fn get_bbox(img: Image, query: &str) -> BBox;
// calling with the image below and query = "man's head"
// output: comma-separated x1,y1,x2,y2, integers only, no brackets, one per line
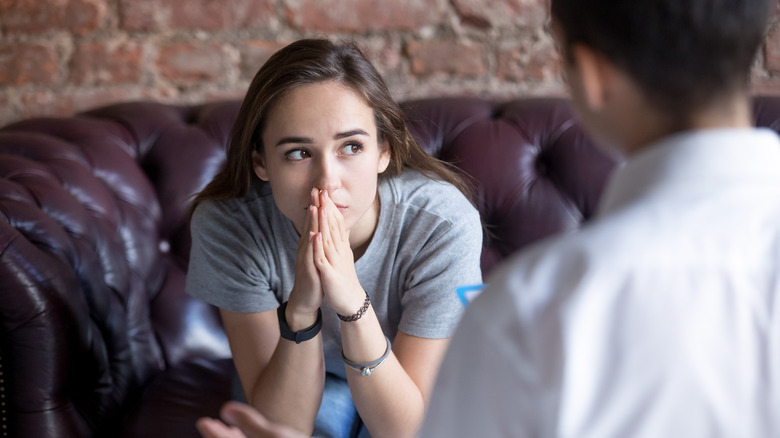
551,0,773,149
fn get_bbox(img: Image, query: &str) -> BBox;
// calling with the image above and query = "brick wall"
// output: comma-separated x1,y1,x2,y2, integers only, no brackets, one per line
1,0,780,127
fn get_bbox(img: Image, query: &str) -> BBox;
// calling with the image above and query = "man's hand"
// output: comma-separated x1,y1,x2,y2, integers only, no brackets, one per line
196,401,309,438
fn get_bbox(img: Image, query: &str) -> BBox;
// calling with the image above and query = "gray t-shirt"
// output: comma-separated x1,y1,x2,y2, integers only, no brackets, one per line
186,170,483,378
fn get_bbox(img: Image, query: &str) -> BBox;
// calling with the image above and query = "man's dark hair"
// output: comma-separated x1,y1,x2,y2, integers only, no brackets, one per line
551,0,773,119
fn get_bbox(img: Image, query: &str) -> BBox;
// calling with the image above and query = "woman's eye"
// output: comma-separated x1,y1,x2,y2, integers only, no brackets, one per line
285,149,310,161
342,142,364,155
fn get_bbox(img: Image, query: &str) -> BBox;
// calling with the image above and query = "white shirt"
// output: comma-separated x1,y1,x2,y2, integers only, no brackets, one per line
421,129,780,438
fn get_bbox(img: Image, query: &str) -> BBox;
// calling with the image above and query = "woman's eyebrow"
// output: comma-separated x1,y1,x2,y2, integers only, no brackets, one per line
275,136,312,147
274,129,370,147
335,129,370,139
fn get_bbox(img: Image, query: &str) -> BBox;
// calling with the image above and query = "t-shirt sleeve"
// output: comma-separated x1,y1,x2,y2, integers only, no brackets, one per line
185,200,280,313
398,200,483,338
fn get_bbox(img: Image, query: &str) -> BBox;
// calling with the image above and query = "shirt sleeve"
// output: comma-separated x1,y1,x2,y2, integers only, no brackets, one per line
185,200,279,313
420,276,549,438
397,201,483,338
420,247,567,437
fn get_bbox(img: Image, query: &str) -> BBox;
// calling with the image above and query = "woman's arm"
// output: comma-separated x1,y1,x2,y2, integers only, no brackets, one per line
310,189,455,437
220,308,325,435
341,311,451,438
220,189,329,435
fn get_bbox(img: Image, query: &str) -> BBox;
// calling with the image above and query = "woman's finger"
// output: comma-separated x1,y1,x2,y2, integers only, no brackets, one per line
318,202,336,257
311,188,320,209
331,199,348,245
320,190,345,251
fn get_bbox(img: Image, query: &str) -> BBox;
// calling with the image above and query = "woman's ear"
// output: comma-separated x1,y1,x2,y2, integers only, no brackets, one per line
252,150,269,181
377,140,391,174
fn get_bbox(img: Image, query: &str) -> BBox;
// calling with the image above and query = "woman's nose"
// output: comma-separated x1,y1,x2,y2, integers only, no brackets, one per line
313,157,340,191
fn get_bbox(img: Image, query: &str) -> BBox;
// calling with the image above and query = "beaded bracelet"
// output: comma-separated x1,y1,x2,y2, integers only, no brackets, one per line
337,291,370,322
342,336,392,376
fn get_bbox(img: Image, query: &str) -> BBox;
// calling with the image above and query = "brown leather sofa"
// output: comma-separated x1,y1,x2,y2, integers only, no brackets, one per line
2,96,779,437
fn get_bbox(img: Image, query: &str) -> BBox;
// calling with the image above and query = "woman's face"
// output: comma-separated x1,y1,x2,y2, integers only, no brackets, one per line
253,81,391,241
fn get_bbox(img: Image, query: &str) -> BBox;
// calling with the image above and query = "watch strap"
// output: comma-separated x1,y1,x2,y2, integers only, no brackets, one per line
277,301,322,344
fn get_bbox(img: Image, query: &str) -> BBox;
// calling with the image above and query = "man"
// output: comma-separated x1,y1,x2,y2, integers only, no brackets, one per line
420,0,780,436
199,0,780,436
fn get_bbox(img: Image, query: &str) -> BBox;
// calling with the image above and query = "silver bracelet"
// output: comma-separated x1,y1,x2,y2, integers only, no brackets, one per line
342,336,392,376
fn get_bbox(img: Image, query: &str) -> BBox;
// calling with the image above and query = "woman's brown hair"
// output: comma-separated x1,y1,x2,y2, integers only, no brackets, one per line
190,38,472,215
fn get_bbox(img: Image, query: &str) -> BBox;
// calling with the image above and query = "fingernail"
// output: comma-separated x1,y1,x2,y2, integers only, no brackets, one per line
309,231,315,241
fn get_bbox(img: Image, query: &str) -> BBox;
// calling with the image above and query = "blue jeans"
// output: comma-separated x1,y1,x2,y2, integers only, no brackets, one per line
231,371,370,438
312,373,369,438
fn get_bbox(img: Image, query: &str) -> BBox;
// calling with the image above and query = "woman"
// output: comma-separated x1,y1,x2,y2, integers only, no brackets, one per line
186,38,482,438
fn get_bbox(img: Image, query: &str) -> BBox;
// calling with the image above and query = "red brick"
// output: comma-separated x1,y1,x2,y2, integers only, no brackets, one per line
285,0,444,33
0,0,104,35
69,88,134,113
453,0,548,30
357,39,403,74
117,0,163,31
70,40,143,85
169,0,274,30
156,42,232,84
0,0,67,34
497,40,560,82
406,39,487,78
240,40,286,80
20,87,132,118
751,77,780,96
0,42,60,86
203,86,251,102
63,0,106,35
140,85,179,100
766,26,780,73
118,0,274,31
20,90,76,118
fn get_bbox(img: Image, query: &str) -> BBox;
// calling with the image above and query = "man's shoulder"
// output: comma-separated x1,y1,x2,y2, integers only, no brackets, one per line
478,217,633,316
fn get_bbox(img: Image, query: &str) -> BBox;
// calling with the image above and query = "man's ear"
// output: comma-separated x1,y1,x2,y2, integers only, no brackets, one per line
570,44,613,111
252,150,269,181
377,140,391,174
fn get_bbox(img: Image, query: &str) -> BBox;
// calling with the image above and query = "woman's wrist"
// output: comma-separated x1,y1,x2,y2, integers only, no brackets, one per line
278,301,322,343
285,305,320,332
285,285,323,330
337,291,371,322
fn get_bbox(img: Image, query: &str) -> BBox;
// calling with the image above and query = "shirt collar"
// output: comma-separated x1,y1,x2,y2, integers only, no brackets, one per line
596,128,780,218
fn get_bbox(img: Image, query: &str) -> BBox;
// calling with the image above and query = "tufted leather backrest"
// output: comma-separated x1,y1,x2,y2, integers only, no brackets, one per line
0,102,238,436
2,96,780,436
402,98,617,273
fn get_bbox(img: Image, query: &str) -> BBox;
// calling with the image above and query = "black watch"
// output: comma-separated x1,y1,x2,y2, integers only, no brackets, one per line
277,301,322,344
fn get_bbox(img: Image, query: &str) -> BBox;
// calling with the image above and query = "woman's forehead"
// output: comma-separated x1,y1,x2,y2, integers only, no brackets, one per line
263,81,378,140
